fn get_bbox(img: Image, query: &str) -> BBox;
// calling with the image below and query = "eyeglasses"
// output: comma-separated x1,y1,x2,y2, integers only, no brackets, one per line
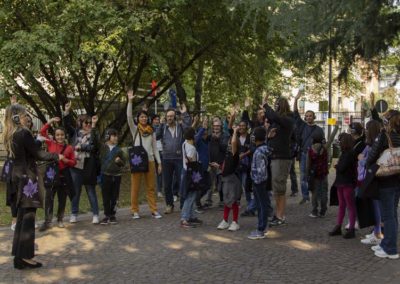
83,120,91,125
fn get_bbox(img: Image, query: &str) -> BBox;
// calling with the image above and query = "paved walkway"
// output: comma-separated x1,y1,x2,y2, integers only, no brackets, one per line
0,177,399,283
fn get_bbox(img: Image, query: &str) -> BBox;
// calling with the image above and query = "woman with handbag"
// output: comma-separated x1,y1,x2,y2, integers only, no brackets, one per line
366,110,400,259
127,90,162,219
3,104,61,269
39,117,77,231
63,102,101,224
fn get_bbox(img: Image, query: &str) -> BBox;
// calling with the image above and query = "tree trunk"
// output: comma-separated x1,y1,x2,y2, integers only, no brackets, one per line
194,59,205,113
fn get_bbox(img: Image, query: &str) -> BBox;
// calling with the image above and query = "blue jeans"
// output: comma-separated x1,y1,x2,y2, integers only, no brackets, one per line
240,171,256,212
162,159,183,207
181,190,197,221
300,152,309,199
70,168,99,215
179,168,187,209
379,185,400,255
253,181,271,232
290,159,298,194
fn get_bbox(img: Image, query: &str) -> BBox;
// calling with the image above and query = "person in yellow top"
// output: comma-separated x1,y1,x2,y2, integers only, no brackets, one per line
127,90,162,219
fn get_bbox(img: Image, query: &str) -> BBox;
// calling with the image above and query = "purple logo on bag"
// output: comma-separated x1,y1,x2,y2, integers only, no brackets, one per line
131,154,143,166
4,162,10,175
192,171,202,183
23,179,38,198
46,167,56,180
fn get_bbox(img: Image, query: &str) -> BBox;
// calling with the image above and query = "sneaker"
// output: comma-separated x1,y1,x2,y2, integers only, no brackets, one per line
109,216,118,224
189,218,203,225
69,215,77,223
270,217,287,227
374,250,399,259
248,230,266,240
371,245,383,252
328,225,342,236
309,213,318,218
34,223,39,229
299,198,309,205
343,228,355,239
152,212,162,219
345,221,359,230
92,215,100,224
157,192,164,198
228,221,240,231
361,235,382,245
164,205,174,214
181,220,196,228
57,221,65,228
204,201,213,208
195,208,204,214
365,232,375,239
241,210,256,217
39,223,51,232
173,195,178,202
132,212,140,219
217,220,230,230
10,223,16,231
319,212,326,218
100,217,110,225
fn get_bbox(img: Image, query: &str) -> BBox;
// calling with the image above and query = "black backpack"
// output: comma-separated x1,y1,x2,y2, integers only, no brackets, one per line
184,144,207,192
128,131,149,173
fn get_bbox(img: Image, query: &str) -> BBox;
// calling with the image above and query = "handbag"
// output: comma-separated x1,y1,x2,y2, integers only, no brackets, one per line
376,134,400,177
128,131,149,173
44,144,67,188
184,144,206,192
1,158,13,183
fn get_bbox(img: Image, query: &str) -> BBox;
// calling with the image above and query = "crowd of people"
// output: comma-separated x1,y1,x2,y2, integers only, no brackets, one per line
2,90,400,270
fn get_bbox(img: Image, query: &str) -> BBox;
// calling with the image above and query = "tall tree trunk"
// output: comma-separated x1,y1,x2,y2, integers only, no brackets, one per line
194,58,205,113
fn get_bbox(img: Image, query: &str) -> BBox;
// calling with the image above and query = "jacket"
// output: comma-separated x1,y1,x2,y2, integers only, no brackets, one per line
366,130,400,188
99,144,126,176
334,149,357,187
11,128,59,208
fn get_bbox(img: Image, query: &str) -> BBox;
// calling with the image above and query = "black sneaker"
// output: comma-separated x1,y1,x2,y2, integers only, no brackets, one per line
181,220,196,228
241,210,256,217
319,212,326,218
109,216,118,224
100,217,110,225
299,198,310,205
189,218,203,225
270,217,287,227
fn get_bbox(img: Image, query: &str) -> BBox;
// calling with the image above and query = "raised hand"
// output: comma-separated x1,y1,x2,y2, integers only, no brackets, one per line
91,115,98,127
179,102,187,113
202,117,209,129
127,90,135,101
49,117,61,124
142,103,149,112
64,101,72,114
10,95,17,105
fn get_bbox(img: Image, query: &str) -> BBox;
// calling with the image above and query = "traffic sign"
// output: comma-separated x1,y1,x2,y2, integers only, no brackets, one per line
375,99,388,113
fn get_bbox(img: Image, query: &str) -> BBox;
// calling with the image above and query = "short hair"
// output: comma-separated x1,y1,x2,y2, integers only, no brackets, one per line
106,128,118,137
253,127,266,142
184,127,195,140
349,122,364,136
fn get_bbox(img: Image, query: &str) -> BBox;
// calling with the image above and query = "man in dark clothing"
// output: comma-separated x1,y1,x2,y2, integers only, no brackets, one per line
293,91,325,204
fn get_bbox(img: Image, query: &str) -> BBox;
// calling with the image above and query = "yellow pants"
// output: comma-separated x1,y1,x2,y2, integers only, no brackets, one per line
130,161,157,213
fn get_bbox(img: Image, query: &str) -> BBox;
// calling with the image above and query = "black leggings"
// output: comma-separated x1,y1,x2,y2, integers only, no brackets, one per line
12,208,36,259
44,185,67,224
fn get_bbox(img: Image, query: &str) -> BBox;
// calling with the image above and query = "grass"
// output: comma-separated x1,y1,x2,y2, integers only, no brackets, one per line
0,172,147,226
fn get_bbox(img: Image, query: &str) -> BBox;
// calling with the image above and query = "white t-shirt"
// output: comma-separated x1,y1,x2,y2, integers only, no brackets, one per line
182,141,197,170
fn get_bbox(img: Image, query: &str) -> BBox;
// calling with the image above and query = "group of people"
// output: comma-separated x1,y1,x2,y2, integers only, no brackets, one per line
2,90,400,270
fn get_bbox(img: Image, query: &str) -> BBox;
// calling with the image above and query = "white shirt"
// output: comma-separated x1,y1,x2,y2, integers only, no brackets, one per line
182,141,197,170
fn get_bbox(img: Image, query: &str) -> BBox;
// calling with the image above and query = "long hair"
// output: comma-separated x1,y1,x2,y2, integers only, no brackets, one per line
365,120,381,145
3,104,27,157
384,110,400,134
338,132,354,151
275,97,291,116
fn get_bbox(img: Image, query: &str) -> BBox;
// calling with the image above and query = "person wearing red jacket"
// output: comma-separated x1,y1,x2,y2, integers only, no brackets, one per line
39,117,76,231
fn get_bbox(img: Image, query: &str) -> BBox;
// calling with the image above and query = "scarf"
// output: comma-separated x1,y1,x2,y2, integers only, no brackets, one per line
138,124,154,137
74,130,91,169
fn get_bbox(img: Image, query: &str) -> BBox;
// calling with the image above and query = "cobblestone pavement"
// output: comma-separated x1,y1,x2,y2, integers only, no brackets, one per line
0,172,399,284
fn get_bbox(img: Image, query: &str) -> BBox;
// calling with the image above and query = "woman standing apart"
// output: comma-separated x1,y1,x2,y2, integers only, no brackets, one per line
3,104,61,269
127,90,162,219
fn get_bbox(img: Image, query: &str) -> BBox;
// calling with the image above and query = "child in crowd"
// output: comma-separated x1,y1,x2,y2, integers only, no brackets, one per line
217,126,241,231
329,133,357,239
180,127,203,228
39,117,76,231
99,129,126,225
247,127,271,239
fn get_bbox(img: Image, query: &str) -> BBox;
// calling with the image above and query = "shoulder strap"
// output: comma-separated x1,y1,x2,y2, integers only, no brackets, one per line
133,130,143,146
301,126,317,149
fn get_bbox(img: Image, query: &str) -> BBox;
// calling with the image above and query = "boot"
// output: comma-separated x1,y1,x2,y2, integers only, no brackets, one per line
343,228,355,239
328,225,342,236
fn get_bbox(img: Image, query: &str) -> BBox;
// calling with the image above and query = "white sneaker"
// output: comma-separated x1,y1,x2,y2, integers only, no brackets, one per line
365,232,374,239
10,223,16,231
345,221,359,230
132,212,140,219
69,215,77,223
92,215,100,224
217,220,230,230
34,223,39,229
152,212,162,219
371,245,383,252
157,192,164,198
173,195,178,202
361,235,382,245
228,221,240,231
374,250,399,259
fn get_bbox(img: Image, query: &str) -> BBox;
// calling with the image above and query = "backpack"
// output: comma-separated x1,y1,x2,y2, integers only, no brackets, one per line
184,144,207,192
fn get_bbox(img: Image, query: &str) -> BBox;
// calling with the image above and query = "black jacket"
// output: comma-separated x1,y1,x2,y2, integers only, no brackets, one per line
334,149,357,187
366,130,400,188
263,104,294,160
11,128,58,208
